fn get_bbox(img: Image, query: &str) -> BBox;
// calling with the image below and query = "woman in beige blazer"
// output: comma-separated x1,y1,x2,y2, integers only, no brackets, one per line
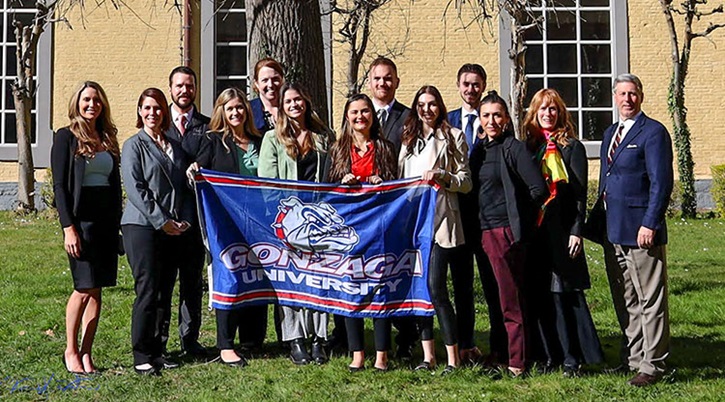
399,85,471,375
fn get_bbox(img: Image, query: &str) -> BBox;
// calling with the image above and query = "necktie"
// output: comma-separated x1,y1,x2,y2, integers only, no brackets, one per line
178,114,187,136
377,109,388,129
464,114,475,153
608,123,624,164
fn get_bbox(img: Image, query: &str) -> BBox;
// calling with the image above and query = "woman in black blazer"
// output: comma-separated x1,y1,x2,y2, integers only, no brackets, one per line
51,81,122,375
188,87,263,367
523,88,603,376
121,88,195,376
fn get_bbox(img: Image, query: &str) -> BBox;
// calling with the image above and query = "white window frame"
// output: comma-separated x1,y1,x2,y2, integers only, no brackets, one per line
499,0,629,158
0,3,52,167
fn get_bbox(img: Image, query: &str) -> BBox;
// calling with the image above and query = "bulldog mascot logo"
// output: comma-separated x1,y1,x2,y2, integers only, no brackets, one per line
272,196,360,255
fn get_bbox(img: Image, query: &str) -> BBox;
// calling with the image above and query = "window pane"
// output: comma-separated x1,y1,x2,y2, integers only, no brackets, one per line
548,77,578,107
547,44,577,73
582,77,612,107
6,46,17,76
7,12,34,40
581,110,611,141
546,10,576,40
5,113,15,143
580,11,610,40
216,12,247,42
216,46,247,76
216,79,247,98
5,79,13,110
569,110,579,135
580,44,611,73
525,78,544,107
9,1,38,9
580,0,609,6
523,11,543,41
551,0,576,6
525,44,544,74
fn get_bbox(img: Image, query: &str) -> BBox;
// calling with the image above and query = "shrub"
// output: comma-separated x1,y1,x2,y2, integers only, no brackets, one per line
711,165,725,218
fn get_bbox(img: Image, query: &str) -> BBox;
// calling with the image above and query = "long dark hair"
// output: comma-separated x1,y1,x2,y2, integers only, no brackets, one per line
327,94,397,182
275,82,330,159
401,85,455,157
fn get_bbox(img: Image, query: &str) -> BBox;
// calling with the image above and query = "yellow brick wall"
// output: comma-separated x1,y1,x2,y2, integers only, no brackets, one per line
330,0,501,130
1,0,723,183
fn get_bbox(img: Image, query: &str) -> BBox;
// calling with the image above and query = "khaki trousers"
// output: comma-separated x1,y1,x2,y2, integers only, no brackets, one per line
603,241,670,376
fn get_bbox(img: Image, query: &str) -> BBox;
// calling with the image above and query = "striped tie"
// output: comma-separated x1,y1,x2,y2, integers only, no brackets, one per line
607,124,625,164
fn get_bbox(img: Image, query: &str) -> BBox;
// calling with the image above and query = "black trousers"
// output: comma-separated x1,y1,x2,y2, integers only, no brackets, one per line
418,244,461,346
123,224,179,366
157,226,205,351
345,317,392,352
216,305,268,349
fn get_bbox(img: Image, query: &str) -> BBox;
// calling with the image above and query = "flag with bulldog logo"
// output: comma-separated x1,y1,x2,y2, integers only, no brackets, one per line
195,169,437,318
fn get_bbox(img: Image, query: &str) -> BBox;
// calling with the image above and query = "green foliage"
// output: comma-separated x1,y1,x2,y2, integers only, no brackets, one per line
1,214,725,400
711,165,725,218
667,72,697,218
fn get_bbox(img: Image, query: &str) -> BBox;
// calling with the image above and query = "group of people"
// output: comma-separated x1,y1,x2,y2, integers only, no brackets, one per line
51,56,673,387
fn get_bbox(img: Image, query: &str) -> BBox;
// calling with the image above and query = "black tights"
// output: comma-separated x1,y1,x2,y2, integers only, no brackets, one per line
345,318,391,352
417,243,463,346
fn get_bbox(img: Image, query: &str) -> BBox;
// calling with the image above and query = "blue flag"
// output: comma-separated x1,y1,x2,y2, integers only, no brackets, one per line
195,169,438,318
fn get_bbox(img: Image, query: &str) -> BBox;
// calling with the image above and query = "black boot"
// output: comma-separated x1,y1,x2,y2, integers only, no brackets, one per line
311,337,328,364
289,338,311,365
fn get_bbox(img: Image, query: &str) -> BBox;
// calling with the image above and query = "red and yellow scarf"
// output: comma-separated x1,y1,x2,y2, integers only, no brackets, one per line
535,130,568,226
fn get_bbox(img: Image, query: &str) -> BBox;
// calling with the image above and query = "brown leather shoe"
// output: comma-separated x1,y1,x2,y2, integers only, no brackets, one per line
628,372,659,387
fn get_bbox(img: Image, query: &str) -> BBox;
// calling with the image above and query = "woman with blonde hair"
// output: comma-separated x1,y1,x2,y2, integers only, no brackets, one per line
258,82,332,365
188,87,263,367
51,81,122,374
522,88,603,377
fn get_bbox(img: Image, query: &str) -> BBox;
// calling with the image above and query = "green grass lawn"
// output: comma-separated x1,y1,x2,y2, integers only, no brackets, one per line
0,212,723,401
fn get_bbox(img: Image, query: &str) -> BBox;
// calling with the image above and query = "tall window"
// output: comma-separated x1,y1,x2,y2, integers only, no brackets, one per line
0,0,51,165
200,0,250,113
500,0,628,155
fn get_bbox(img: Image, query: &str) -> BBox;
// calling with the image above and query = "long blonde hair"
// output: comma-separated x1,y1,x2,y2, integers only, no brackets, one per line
208,87,260,152
275,83,330,159
523,88,576,151
67,81,119,157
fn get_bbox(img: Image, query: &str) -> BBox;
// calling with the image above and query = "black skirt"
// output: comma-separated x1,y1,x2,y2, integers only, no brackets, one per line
67,186,119,289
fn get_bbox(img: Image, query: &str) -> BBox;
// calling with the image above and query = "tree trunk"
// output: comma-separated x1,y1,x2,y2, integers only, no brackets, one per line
660,0,697,218
12,15,44,213
507,8,527,138
246,0,329,124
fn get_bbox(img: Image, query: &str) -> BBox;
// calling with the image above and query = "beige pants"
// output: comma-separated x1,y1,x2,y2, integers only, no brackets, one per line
603,241,670,376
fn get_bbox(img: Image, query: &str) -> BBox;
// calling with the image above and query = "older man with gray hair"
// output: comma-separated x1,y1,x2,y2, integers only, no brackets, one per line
592,73,673,386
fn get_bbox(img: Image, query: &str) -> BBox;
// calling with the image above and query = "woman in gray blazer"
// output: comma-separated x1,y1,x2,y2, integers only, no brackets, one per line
121,88,195,376
258,83,331,365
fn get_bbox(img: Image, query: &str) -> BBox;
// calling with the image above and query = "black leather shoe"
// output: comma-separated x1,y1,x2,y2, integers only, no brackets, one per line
220,356,248,368
182,340,208,357
289,339,311,365
563,365,581,378
134,364,161,376
311,338,328,364
628,372,660,387
153,356,180,370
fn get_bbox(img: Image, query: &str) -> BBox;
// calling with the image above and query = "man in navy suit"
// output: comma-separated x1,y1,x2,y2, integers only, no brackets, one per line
160,66,210,358
447,64,506,365
368,57,409,156
599,74,673,387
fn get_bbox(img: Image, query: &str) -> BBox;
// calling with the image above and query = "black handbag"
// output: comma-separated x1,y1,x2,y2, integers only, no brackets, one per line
583,195,606,245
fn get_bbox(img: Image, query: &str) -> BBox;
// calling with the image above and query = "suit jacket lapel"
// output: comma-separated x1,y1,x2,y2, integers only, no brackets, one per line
431,129,448,166
139,132,174,176
385,102,404,134
610,114,646,168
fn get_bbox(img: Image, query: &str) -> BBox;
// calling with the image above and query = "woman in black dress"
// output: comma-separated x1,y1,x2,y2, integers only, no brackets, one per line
325,93,398,371
51,81,122,375
522,88,603,376
188,87,263,367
